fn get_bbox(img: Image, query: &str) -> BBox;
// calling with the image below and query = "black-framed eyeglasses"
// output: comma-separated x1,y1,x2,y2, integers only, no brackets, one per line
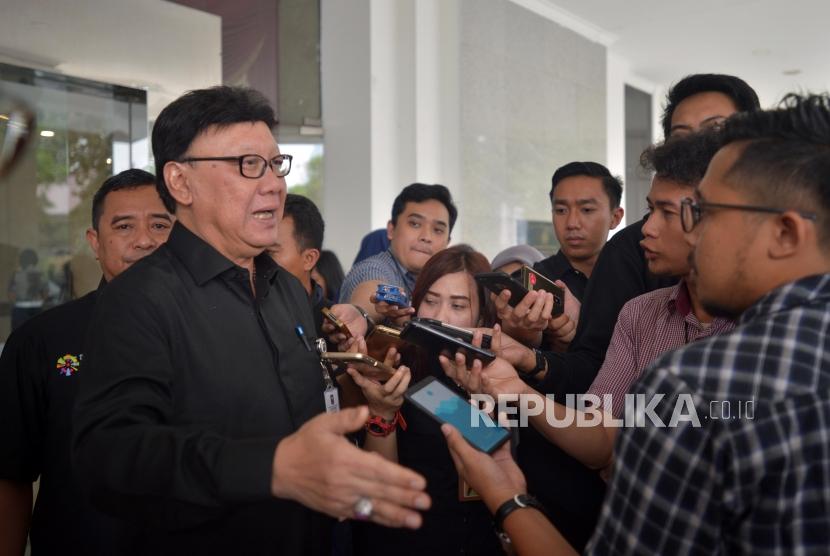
680,198,817,233
178,154,293,178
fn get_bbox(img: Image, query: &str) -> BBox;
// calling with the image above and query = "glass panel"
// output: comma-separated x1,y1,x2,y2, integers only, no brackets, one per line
283,143,323,208
0,63,147,344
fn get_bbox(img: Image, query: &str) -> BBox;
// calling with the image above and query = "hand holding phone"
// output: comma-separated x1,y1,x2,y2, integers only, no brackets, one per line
321,352,397,382
520,266,564,316
474,272,530,308
400,319,495,368
321,307,353,339
365,324,404,360
406,376,509,454
375,284,411,307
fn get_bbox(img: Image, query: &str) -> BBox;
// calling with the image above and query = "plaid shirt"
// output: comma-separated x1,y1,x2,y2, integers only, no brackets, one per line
338,249,417,304
587,281,735,418
587,273,830,555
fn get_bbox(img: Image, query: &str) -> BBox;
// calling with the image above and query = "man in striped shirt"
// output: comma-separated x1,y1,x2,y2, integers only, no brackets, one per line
588,93,830,555
585,134,736,423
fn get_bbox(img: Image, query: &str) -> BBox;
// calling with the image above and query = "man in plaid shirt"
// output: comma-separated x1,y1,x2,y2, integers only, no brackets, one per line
440,94,830,555
588,94,830,554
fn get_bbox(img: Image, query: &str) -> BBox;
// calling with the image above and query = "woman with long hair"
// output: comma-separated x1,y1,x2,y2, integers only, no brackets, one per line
349,244,502,556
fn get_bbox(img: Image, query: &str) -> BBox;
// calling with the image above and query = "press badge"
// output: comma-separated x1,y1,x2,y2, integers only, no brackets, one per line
316,337,340,413
324,385,340,413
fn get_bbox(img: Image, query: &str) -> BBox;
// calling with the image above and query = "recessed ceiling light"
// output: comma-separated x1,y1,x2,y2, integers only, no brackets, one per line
106,158,112,165
40,130,55,137
783,69,802,76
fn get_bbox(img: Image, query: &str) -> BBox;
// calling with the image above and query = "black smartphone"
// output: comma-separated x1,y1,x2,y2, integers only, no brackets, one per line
520,266,565,316
400,319,496,367
411,317,493,349
405,376,509,454
474,271,529,308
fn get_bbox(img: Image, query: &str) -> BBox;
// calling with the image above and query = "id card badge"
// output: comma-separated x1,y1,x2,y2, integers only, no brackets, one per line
324,385,340,413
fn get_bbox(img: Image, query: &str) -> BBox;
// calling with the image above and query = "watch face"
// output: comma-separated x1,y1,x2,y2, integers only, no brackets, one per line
367,422,387,434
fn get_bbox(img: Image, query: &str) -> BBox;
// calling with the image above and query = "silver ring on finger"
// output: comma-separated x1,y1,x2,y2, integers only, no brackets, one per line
353,496,373,521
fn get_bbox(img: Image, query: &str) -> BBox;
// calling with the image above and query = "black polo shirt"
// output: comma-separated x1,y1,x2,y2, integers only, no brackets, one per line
72,222,331,555
0,282,134,554
533,250,588,302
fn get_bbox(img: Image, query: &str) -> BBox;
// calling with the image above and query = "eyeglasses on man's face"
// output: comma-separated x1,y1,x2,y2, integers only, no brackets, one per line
680,197,817,233
178,154,293,179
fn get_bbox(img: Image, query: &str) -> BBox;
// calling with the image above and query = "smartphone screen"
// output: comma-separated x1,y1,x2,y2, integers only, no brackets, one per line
406,377,509,454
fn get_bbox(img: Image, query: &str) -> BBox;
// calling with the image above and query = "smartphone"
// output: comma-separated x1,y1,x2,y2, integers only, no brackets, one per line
375,284,410,307
400,319,496,367
321,307,353,339
365,324,403,360
411,318,492,350
405,376,509,454
474,271,529,308
520,266,565,316
320,352,397,381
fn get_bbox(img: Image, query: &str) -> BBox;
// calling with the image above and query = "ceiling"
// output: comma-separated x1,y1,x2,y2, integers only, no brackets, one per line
545,0,830,106
0,0,221,119
1,0,825,115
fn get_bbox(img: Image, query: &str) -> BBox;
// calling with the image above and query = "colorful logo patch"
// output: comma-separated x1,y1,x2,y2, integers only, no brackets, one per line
56,354,80,376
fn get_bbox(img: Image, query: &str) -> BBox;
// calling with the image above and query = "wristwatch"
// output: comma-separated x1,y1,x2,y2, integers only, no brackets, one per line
365,411,406,437
493,493,546,542
518,348,546,377
351,304,376,335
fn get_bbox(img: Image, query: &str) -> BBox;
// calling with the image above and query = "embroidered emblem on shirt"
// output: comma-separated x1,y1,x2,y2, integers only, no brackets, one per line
56,354,80,376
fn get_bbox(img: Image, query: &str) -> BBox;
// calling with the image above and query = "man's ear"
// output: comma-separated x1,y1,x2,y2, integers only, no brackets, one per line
302,248,321,273
85,228,100,260
768,210,810,260
610,207,624,230
386,220,395,241
164,161,193,207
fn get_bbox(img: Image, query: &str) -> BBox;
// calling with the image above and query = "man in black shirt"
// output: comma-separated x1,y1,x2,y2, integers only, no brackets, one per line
498,162,623,352
72,86,429,555
268,193,331,333
0,169,173,555
532,74,761,398
534,162,624,302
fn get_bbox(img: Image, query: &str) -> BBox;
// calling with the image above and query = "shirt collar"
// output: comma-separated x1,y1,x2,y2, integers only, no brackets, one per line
310,278,326,305
667,280,692,317
166,222,279,286
740,273,830,325
549,250,579,277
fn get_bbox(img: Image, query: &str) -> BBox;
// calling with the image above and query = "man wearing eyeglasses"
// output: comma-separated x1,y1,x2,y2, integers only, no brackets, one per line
437,94,830,556
589,93,830,554
72,86,430,555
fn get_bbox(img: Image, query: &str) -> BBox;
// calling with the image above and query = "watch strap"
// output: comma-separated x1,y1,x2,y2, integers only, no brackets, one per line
493,494,546,541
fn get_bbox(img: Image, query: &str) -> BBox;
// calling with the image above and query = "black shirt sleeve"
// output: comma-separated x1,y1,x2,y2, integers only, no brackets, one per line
537,219,677,397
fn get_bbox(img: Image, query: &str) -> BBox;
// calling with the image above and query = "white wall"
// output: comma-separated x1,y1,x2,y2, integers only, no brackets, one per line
321,0,613,265
605,52,661,230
